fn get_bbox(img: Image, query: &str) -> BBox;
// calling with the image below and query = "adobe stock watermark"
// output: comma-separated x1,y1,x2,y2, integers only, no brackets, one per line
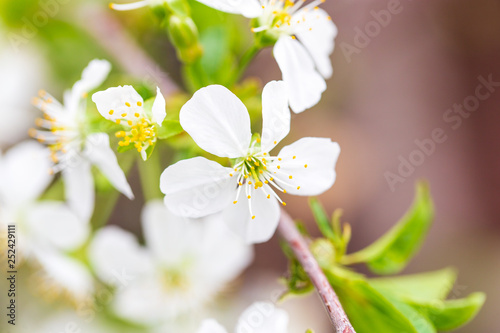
340,0,411,64
7,0,70,52
385,74,500,192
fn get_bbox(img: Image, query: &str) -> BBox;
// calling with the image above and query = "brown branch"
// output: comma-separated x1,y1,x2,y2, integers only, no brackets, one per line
278,208,356,333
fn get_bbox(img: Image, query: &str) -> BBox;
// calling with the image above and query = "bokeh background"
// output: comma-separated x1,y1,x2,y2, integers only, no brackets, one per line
1,0,499,332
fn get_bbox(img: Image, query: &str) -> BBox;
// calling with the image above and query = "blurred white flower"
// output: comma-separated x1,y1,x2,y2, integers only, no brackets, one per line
109,0,261,18
92,85,166,160
88,200,253,325
160,81,340,243
0,34,46,147
0,142,93,304
31,59,134,222
197,302,289,333
190,0,337,113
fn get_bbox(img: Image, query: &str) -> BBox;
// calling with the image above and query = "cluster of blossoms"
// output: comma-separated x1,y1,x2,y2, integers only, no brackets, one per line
1,0,340,331
109,0,337,112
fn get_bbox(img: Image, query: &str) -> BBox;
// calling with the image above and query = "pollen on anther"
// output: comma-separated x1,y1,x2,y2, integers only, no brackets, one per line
233,201,238,204
282,202,287,206
284,190,287,194
277,165,281,169
121,113,127,117
135,113,140,118
252,216,256,220
109,110,114,115
137,101,142,106
247,195,251,199
116,119,121,124
293,156,296,159
125,102,131,107
304,164,308,168
267,194,270,199
297,186,301,190
289,175,293,179
128,120,133,126
229,173,233,177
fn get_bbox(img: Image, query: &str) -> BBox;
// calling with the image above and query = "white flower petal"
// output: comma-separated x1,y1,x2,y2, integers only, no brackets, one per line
85,133,134,199
260,80,290,153
180,85,251,158
66,59,111,115
294,9,338,79
276,137,340,196
92,85,145,122
152,86,166,125
34,248,94,302
197,319,228,333
160,157,236,218
110,0,149,11
112,276,170,324
236,302,289,333
141,200,202,265
75,59,112,94
196,0,262,18
88,226,154,286
62,158,94,222
26,201,89,251
143,200,253,284
222,187,280,244
0,141,52,208
196,216,254,283
274,37,326,113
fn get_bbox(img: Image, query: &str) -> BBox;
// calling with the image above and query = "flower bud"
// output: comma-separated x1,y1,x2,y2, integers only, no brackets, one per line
166,15,203,64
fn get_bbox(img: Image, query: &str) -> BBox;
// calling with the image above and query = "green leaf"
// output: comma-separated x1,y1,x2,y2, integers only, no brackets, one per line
157,120,184,139
325,267,420,333
369,268,457,303
388,299,436,333
309,198,336,241
413,293,486,331
342,181,434,274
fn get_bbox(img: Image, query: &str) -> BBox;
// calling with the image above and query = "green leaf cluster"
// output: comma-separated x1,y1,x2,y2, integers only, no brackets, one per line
282,181,485,332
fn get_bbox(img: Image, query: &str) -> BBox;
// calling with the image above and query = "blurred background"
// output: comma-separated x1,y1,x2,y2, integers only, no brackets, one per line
1,0,499,332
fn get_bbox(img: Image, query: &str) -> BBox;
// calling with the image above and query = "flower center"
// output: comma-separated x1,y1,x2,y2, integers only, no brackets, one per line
252,0,329,37
115,117,156,153
229,137,305,220
30,90,80,174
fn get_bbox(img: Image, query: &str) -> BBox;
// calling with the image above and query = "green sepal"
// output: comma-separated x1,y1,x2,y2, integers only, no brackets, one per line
157,120,184,140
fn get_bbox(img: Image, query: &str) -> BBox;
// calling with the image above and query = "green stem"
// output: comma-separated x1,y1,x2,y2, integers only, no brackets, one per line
137,148,163,202
90,151,136,230
231,44,261,86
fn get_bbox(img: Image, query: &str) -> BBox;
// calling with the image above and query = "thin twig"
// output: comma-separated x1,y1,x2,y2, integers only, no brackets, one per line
79,6,180,97
278,208,356,333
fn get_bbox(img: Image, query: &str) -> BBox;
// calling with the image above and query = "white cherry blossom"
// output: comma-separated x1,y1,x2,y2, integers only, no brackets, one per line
30,59,134,222
88,200,253,325
183,0,337,113
92,85,166,160
160,81,340,243
196,302,289,333
109,0,262,18
0,142,93,304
